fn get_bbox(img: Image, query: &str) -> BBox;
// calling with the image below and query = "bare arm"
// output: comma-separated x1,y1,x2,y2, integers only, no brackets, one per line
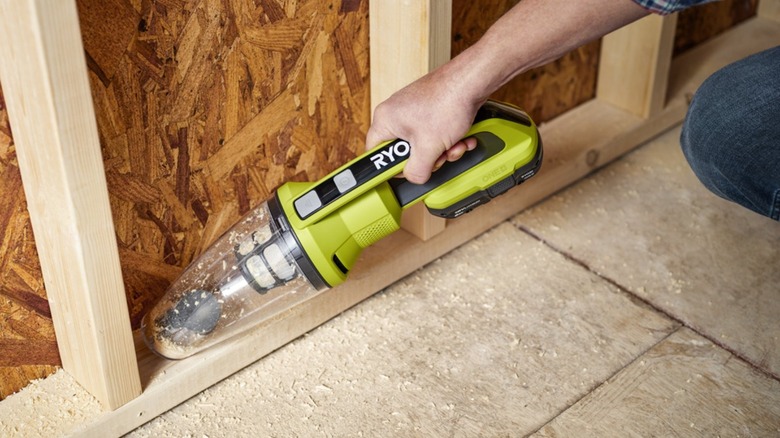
366,0,650,184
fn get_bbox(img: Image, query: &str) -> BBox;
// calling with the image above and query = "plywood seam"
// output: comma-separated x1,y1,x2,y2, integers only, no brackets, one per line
524,328,682,437
516,221,780,382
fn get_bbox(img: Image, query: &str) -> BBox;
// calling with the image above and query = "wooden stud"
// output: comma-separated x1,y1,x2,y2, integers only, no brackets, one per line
0,0,141,410
369,0,452,241
759,0,780,21
597,13,678,118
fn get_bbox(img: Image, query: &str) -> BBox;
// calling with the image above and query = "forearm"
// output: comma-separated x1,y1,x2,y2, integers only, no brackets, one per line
365,0,651,184
446,0,650,104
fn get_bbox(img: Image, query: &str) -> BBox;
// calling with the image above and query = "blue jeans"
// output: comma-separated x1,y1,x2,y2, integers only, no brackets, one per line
681,45,780,221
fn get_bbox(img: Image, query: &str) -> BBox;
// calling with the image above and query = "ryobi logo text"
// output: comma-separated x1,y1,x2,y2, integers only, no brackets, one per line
370,140,410,170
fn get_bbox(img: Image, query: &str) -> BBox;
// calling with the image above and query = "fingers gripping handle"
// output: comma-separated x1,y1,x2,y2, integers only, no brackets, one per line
389,131,503,208
289,100,540,225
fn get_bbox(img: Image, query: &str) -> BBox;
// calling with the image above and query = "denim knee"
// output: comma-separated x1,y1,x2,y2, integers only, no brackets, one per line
680,46,780,221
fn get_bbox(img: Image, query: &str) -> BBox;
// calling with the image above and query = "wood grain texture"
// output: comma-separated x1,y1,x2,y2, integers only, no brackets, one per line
674,0,758,56
451,0,600,124
0,85,62,401
369,0,450,240
597,14,677,118
0,0,141,409
78,0,370,329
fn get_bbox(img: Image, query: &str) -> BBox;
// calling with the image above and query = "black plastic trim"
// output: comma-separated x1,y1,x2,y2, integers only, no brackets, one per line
389,131,505,207
332,255,349,275
474,100,532,127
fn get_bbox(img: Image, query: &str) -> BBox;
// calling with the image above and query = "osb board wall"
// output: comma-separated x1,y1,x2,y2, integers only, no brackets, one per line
80,0,369,329
674,0,758,56
451,0,600,124
0,86,61,400
0,0,369,401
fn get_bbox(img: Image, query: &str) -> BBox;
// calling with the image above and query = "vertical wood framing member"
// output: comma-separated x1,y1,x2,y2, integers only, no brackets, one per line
597,13,678,118
369,0,452,241
0,0,141,409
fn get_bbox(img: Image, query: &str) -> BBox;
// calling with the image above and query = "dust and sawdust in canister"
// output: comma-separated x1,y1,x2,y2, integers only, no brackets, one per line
142,203,322,359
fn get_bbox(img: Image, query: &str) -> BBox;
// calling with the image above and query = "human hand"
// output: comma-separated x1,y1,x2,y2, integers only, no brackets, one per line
365,67,485,184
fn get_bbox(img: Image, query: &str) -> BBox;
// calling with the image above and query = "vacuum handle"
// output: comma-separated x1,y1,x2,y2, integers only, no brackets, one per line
387,100,538,210
388,101,543,219
388,131,504,207
288,100,539,225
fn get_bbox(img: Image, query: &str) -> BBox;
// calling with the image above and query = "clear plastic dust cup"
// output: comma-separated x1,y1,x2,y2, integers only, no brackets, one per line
141,202,324,359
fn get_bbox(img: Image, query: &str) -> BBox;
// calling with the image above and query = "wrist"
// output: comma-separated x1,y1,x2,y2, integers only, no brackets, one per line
427,41,506,111
440,26,537,107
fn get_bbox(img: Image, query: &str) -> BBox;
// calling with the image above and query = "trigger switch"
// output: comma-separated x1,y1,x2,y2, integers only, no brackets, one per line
487,176,516,198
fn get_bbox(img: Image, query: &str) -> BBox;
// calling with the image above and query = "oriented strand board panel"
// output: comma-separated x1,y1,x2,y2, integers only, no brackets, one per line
674,0,758,56
78,0,370,329
0,0,369,401
0,85,61,401
451,0,601,123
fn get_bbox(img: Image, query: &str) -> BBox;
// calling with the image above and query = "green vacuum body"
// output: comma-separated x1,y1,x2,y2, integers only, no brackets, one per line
141,100,542,359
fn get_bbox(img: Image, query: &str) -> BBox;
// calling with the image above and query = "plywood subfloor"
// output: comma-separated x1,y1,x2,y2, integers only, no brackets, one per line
512,125,780,379
127,223,677,437
2,125,779,436
536,328,780,437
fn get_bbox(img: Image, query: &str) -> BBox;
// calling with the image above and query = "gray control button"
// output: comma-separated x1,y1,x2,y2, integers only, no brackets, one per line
334,169,357,193
294,190,322,218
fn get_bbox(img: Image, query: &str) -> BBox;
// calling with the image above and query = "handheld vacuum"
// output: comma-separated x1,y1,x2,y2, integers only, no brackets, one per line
141,100,542,359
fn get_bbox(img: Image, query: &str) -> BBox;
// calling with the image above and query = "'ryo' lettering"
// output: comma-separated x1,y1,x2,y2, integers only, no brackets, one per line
370,141,410,170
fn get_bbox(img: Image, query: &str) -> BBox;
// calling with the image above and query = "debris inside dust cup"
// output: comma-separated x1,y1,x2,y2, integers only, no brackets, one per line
141,202,321,360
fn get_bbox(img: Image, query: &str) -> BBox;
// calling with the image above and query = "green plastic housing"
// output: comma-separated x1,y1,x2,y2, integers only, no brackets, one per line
275,111,540,288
